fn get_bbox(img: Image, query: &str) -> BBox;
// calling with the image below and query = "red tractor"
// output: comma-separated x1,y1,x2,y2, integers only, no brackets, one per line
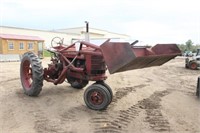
20,37,181,110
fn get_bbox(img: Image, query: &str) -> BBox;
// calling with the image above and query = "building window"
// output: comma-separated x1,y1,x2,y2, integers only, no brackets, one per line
19,42,24,50
28,42,34,50
8,42,14,50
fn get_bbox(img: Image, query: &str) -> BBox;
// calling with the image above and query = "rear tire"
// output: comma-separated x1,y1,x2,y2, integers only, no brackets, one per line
84,84,112,110
20,52,43,96
185,58,189,68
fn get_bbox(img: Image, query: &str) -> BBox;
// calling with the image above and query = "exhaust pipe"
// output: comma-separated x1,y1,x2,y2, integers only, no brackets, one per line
85,21,90,42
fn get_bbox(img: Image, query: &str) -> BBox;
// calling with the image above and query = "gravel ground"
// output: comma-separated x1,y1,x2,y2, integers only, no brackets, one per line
0,57,199,133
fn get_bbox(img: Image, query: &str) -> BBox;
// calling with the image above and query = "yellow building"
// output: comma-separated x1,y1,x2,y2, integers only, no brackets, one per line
0,33,44,57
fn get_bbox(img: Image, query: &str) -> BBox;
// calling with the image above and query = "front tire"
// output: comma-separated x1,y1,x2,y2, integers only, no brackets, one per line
20,52,43,96
84,84,112,110
94,81,113,104
190,62,198,70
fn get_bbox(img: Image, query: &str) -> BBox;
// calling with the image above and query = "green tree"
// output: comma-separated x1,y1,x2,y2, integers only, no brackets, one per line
178,44,186,52
177,40,199,54
185,39,193,51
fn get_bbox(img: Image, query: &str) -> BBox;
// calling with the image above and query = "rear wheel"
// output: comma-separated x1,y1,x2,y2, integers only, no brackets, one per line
84,84,112,110
190,62,198,70
185,58,189,68
20,52,43,96
185,64,189,68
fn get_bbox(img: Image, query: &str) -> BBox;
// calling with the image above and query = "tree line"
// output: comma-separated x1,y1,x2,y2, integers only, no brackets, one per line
177,40,200,53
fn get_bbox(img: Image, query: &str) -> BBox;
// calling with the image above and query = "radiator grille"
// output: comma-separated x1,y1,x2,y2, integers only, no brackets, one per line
91,56,106,74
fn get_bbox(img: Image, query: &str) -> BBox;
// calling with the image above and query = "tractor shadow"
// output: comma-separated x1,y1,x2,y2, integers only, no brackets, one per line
16,84,84,100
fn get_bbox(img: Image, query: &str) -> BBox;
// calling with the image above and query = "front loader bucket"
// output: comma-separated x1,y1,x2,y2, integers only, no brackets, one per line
100,41,181,74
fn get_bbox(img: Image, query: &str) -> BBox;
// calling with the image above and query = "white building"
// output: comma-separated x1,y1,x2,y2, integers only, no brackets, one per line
0,26,131,48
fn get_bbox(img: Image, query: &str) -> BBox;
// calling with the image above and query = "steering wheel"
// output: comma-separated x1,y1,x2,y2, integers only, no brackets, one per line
51,37,64,47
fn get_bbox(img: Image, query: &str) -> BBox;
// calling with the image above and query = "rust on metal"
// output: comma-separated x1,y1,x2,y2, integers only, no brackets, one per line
20,36,182,111
100,42,181,74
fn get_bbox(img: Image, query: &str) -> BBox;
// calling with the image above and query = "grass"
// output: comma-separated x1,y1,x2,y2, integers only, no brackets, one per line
43,50,52,57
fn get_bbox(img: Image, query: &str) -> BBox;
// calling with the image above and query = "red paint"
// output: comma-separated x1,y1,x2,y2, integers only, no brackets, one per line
43,39,181,84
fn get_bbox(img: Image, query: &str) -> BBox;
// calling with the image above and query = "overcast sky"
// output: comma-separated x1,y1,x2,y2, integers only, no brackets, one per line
1,0,200,45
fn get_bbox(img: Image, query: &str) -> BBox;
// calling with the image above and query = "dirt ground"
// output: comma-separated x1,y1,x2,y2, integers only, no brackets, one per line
0,57,199,133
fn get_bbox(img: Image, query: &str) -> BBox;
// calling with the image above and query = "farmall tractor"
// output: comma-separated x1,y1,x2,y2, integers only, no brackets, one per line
20,38,181,110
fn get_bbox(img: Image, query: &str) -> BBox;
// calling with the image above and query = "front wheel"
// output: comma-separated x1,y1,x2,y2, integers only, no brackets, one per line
190,62,198,70
20,52,43,96
84,84,112,110
94,81,113,104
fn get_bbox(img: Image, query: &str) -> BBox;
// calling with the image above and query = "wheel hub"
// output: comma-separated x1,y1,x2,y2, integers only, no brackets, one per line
191,64,196,69
22,60,33,90
90,91,104,105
